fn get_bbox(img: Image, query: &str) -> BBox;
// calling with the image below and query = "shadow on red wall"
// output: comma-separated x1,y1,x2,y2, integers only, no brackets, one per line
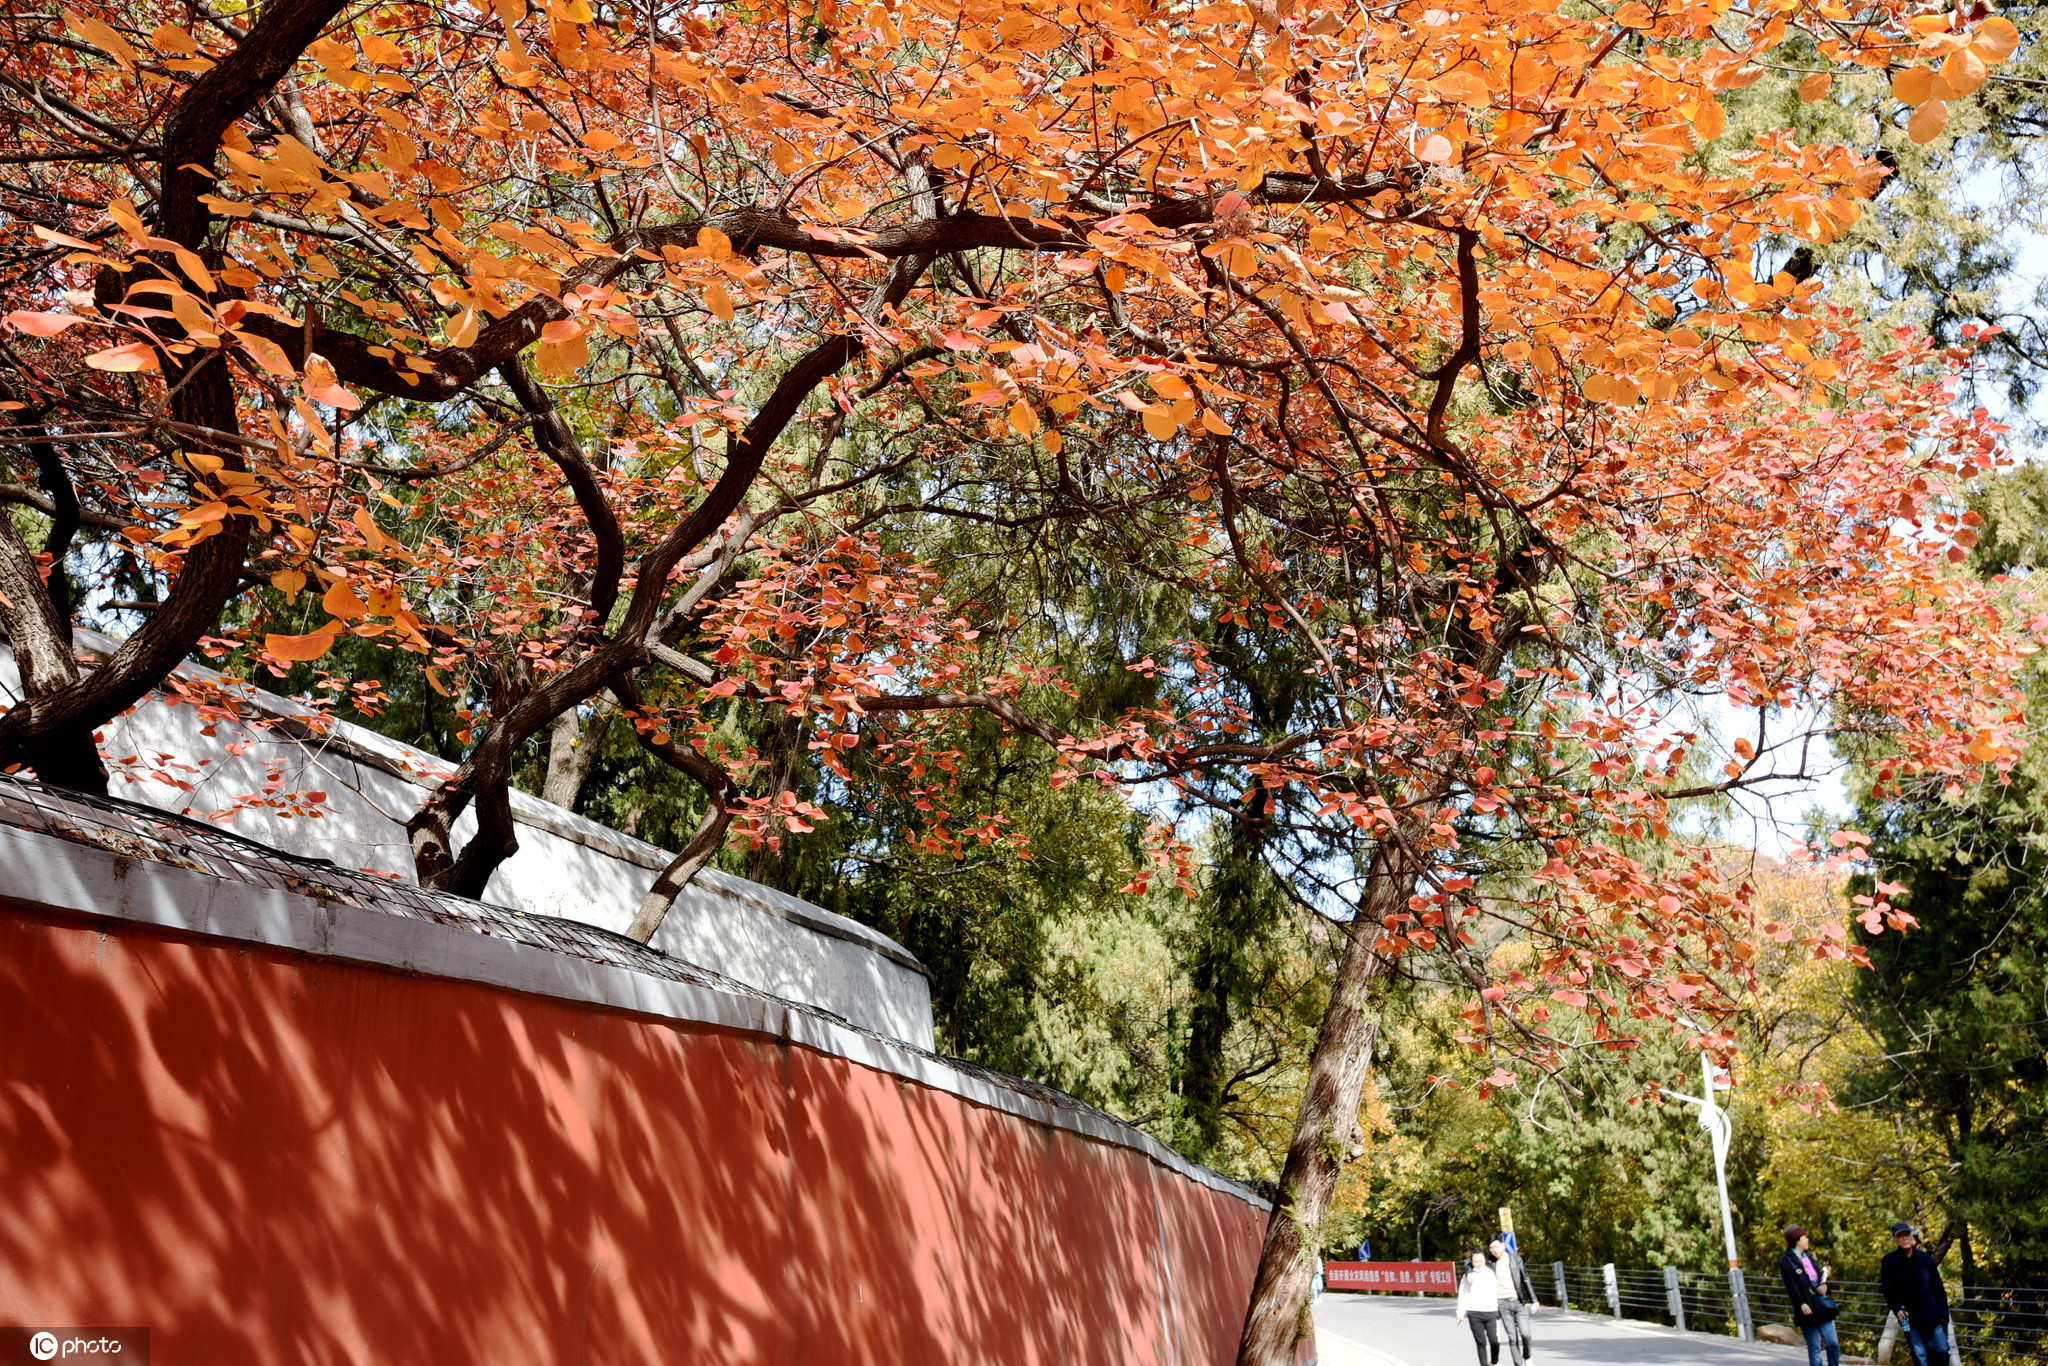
0,900,1267,1364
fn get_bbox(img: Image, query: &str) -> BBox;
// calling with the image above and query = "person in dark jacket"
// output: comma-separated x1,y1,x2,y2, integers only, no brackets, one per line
1881,1223,1952,1366
1488,1236,1540,1360
1778,1225,1839,1366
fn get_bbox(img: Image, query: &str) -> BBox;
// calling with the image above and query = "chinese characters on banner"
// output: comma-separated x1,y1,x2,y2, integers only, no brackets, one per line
1324,1262,1458,1294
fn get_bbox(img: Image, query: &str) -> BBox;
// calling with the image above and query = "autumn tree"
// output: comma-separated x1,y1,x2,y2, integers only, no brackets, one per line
0,0,2034,1358
1845,466,2048,1287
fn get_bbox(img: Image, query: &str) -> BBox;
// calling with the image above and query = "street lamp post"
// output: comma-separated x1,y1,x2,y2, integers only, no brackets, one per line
1667,1043,1754,1341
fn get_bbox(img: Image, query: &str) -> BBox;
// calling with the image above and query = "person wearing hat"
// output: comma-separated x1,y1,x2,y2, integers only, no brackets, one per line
1880,1223,1952,1366
1778,1225,1840,1366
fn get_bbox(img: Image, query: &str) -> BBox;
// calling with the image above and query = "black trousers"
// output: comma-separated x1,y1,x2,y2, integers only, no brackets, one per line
1466,1310,1525,1366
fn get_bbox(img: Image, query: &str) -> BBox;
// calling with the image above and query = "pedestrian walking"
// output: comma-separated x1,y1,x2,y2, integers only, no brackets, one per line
1778,1225,1840,1366
1488,1235,1539,1360
1458,1248,1526,1366
1881,1223,1953,1366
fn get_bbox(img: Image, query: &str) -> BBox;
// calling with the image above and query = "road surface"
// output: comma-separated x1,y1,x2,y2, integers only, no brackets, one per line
1314,1294,1809,1366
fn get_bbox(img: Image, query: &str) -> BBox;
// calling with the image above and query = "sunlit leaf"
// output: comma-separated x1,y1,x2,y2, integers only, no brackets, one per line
1970,16,2019,62
5,311,86,337
85,342,157,372
1892,66,1936,105
62,9,137,69
1908,98,1950,144
265,629,339,663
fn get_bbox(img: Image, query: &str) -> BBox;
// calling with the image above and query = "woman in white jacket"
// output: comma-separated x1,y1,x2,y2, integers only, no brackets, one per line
1457,1248,1525,1366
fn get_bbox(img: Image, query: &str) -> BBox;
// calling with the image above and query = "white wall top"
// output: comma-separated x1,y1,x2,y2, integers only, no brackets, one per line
0,632,934,1047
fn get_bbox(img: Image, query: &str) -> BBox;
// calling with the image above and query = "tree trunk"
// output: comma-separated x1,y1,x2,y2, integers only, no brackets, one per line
1236,829,1417,1366
541,691,618,810
616,683,736,944
1186,813,1277,1156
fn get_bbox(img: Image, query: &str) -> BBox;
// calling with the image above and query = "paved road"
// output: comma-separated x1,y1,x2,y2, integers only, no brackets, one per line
1314,1294,1808,1366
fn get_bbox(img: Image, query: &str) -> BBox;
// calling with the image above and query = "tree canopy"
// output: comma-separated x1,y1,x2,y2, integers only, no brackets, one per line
0,0,2036,1356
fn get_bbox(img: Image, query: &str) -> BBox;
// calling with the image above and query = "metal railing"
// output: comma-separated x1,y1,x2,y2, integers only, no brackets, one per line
1547,1262,2048,1363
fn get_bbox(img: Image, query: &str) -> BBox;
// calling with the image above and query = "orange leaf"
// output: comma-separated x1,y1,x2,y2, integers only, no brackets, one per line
107,198,149,248
1941,48,1987,97
265,629,339,663
1892,66,1936,105
323,579,370,618
1908,98,1950,144
1431,70,1490,106
353,507,397,552
32,225,98,250
705,284,735,321
171,246,215,295
1692,99,1726,141
1798,72,1833,102
149,22,197,53
63,9,138,69
303,355,360,409
1970,16,2019,62
237,332,294,376
1141,406,1178,440
5,311,87,337
534,329,589,379
1417,133,1455,164
85,342,157,372
270,568,307,596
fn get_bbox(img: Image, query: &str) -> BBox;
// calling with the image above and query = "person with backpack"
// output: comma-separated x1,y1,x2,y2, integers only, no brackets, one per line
1778,1224,1840,1366
1457,1247,1525,1366
1881,1223,1952,1366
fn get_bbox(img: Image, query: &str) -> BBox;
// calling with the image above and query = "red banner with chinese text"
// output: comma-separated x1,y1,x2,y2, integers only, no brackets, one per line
1325,1261,1458,1294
